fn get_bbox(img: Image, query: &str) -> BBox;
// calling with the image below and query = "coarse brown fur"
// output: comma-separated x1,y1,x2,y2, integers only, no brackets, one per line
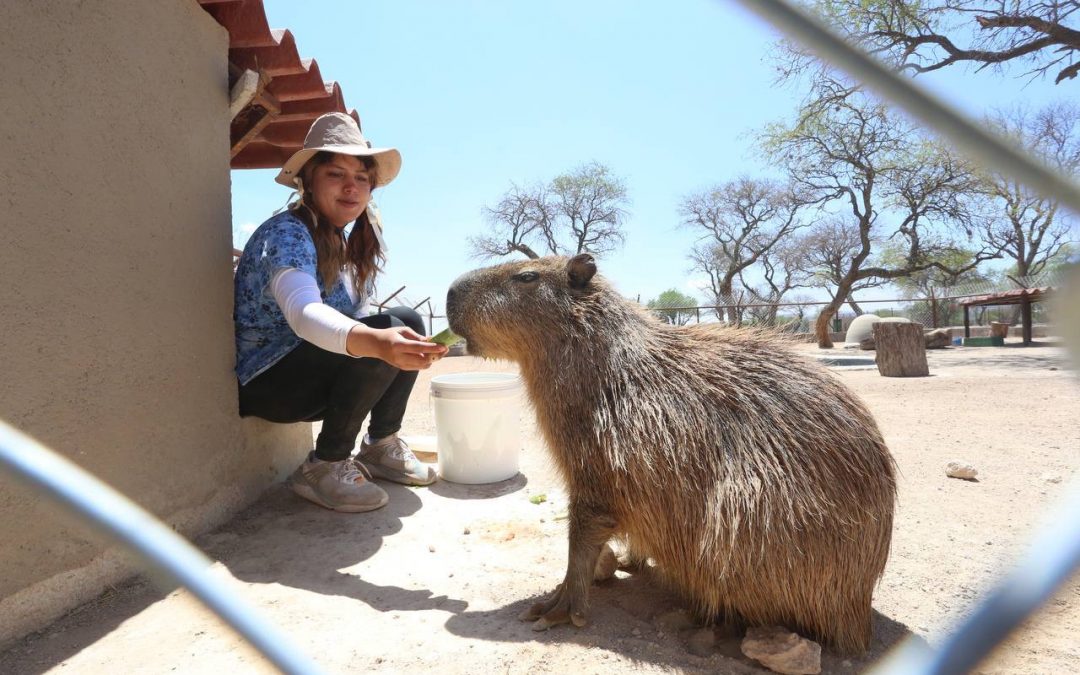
445,254,897,654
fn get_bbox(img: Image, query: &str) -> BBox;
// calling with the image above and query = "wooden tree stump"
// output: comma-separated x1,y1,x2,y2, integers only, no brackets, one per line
873,322,929,377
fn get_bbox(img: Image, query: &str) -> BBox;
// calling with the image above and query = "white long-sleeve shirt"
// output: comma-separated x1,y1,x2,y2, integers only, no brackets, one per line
270,267,365,356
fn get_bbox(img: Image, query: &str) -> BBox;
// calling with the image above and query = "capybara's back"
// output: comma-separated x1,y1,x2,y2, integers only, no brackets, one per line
446,254,896,653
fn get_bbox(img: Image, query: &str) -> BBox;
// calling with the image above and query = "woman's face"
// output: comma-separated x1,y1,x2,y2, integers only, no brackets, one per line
308,153,372,228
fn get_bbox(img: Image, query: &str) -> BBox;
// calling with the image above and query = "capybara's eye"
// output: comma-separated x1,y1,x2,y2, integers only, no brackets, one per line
512,271,539,283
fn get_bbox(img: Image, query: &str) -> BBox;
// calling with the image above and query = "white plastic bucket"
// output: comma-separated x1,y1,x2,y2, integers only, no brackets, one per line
430,372,523,484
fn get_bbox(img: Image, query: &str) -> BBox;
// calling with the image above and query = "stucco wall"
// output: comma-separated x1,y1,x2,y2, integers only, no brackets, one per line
0,0,311,645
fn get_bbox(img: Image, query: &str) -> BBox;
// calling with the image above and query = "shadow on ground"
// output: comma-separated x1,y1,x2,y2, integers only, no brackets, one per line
213,484,468,615
0,577,166,675
0,479,923,675
427,472,528,500
442,564,920,673
0,483,469,675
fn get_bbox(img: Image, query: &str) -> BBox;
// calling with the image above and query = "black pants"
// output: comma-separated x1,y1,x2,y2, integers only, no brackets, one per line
239,306,425,461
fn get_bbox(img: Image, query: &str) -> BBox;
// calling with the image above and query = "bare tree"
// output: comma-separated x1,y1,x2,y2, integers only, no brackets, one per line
799,219,888,317
472,162,629,261
881,241,989,293
688,243,737,322
737,236,812,325
469,182,548,259
760,77,1001,347
741,291,779,326
782,293,818,333
980,102,1080,277
549,162,630,258
814,0,1080,85
679,177,803,323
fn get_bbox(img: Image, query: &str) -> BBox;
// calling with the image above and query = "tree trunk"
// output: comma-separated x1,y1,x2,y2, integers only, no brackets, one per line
718,281,735,326
814,311,833,348
873,323,929,377
732,291,746,325
815,295,845,348
766,305,779,326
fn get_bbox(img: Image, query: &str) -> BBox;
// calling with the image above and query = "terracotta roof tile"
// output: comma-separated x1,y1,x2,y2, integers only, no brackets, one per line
197,0,359,169
961,287,1054,307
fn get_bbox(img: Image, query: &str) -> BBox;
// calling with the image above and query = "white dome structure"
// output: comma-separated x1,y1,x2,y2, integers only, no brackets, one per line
845,314,912,345
844,314,880,345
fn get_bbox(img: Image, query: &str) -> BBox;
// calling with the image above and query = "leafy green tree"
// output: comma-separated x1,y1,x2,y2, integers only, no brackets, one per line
647,289,698,326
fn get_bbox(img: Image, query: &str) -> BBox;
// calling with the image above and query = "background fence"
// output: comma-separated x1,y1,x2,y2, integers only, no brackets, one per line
374,268,1065,339
641,268,1066,336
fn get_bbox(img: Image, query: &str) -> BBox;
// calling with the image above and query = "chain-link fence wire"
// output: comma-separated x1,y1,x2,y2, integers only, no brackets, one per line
422,265,1067,337
643,294,893,334
640,267,1067,336
370,288,447,335
908,268,1067,329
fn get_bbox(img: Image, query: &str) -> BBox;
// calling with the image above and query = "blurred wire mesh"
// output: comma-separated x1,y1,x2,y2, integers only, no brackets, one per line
3,1,1076,674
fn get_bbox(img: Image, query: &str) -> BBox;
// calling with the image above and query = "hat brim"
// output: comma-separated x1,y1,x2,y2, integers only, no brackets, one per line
274,144,402,188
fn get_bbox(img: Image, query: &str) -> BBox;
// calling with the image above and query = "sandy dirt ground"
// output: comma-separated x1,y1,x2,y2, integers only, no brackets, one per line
2,342,1078,674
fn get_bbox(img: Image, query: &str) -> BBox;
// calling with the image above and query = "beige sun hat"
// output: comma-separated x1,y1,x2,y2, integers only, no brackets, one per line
274,112,402,188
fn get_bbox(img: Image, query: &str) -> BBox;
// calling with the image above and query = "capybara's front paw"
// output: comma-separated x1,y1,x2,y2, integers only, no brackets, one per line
518,582,587,631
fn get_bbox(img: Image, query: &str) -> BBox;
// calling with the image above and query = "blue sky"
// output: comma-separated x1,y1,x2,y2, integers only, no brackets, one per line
231,1,1072,331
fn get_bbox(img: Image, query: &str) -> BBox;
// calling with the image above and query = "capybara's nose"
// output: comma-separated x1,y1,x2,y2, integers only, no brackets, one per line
446,279,467,325
446,284,458,315
446,273,472,318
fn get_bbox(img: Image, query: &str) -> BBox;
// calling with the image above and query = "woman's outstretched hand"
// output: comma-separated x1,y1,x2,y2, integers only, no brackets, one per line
347,324,447,370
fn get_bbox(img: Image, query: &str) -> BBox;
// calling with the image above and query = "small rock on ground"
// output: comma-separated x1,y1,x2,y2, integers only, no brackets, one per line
741,625,821,675
945,461,979,480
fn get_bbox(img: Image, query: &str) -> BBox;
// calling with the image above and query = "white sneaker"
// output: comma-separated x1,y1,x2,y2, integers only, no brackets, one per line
288,452,389,512
358,434,437,486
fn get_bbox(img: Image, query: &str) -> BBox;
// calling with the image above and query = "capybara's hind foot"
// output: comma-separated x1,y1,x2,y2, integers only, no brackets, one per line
519,582,587,631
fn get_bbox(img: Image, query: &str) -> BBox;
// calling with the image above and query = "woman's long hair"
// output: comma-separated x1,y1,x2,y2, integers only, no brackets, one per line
291,151,383,298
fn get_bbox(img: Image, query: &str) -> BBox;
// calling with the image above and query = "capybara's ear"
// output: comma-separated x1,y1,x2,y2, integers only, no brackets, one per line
567,254,597,289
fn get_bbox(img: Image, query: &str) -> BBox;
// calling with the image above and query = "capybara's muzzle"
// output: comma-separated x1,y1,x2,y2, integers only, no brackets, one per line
445,273,473,336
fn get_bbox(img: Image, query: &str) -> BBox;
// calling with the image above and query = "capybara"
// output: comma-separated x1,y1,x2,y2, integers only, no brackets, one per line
445,254,896,654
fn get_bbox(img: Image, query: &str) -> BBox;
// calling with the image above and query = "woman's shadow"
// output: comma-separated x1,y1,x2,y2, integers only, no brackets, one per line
199,482,468,615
